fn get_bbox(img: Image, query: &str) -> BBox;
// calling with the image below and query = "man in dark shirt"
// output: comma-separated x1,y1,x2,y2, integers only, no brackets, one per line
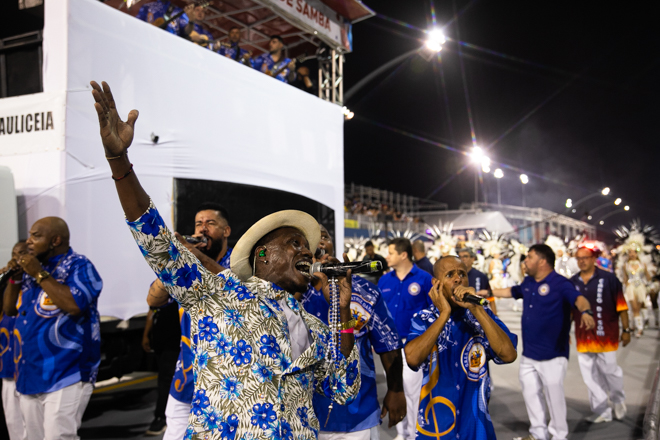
492,244,595,440
361,240,388,283
412,240,433,276
459,248,497,315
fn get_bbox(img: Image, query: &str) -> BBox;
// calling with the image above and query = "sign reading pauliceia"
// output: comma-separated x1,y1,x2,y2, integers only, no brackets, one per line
0,92,65,156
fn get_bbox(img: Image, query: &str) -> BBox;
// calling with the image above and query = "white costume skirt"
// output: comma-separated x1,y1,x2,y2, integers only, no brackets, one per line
625,283,647,304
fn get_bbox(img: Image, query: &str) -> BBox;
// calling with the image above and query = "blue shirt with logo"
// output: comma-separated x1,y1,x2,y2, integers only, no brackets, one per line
252,53,295,83
407,305,517,440
511,271,580,361
378,265,433,339
136,1,189,36
169,248,232,404
14,249,102,395
0,313,16,379
301,275,402,432
468,268,492,295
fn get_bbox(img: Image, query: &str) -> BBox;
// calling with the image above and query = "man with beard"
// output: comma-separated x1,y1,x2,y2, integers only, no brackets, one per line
146,203,233,438
252,36,296,83
217,26,252,66
490,244,595,440
90,80,359,439
405,256,517,440
298,225,406,439
2,217,102,440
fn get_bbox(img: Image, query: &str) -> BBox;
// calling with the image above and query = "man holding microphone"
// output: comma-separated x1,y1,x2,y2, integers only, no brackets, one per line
405,256,518,439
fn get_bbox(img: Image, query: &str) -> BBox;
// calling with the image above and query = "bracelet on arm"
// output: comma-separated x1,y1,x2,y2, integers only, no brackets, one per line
112,163,134,181
106,153,126,160
9,279,22,285
339,318,356,331
581,308,594,316
340,328,354,334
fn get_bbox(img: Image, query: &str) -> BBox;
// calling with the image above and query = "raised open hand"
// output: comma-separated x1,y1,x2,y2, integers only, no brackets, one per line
90,81,139,158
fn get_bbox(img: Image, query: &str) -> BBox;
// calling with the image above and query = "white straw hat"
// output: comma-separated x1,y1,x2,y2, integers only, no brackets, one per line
230,210,321,281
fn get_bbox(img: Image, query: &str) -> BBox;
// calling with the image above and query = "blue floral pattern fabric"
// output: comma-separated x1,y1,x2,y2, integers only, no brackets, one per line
127,201,360,439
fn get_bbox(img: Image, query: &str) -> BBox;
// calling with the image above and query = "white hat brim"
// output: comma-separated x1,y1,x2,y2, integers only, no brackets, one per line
230,210,321,281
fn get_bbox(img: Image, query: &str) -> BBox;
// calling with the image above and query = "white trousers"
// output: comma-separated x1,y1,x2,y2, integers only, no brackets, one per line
19,381,93,440
319,426,379,440
162,394,191,440
577,351,625,418
2,378,26,440
519,356,568,440
397,347,423,440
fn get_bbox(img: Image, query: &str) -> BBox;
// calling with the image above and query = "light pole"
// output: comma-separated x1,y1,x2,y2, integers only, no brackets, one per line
469,146,490,207
344,28,446,102
597,205,630,225
565,187,611,215
586,198,624,220
520,174,529,207
494,168,503,205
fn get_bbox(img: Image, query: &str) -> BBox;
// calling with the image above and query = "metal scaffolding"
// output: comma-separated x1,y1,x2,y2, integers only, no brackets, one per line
318,47,343,105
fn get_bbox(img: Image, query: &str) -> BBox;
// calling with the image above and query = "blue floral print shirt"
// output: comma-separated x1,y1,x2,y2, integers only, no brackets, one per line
127,202,360,440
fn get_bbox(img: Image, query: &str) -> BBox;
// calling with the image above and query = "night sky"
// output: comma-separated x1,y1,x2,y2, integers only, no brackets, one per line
343,0,660,236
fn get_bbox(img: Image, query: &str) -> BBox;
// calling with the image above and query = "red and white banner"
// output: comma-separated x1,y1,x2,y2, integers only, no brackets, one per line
261,0,352,51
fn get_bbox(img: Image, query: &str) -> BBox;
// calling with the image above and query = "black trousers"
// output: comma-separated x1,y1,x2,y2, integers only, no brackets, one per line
154,349,180,418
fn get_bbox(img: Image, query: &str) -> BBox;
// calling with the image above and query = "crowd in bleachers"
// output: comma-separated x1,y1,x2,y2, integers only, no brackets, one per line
135,1,317,93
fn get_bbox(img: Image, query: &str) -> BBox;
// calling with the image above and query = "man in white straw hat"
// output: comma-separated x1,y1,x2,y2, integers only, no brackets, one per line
90,80,360,440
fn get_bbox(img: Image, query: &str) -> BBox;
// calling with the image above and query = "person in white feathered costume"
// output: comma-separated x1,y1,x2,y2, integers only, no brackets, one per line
545,235,574,278
615,231,652,337
481,232,506,289
426,223,457,263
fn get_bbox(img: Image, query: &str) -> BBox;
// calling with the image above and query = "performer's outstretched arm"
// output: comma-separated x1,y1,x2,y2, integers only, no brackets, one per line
90,80,149,221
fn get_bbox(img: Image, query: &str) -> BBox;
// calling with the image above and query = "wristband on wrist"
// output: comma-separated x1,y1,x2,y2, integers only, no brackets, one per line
340,328,354,334
622,328,632,334
9,279,22,285
581,309,593,316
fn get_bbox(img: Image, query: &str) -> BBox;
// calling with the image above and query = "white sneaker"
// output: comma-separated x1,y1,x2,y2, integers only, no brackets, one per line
585,412,612,423
614,402,627,420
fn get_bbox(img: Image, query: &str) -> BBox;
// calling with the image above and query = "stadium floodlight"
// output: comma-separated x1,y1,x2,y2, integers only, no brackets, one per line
614,198,622,205
426,29,446,52
520,174,529,184
565,198,573,208
494,168,504,179
601,187,610,196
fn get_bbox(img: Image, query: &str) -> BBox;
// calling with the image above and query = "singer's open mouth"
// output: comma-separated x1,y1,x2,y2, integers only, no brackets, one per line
295,260,312,276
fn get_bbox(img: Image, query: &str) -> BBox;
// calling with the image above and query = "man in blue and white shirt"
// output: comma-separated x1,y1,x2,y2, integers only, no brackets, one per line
3,217,102,440
147,202,234,439
299,225,406,440
217,27,252,66
378,237,433,440
252,36,296,83
136,0,189,36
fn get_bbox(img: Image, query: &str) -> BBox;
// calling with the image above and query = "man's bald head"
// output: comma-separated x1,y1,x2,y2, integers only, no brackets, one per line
27,217,71,260
433,256,469,301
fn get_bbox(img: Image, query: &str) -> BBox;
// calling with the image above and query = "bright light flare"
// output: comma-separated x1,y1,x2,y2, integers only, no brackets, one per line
624,205,630,211
520,174,529,184
481,156,491,173
614,198,622,206
601,187,610,195
342,106,354,120
565,198,573,208
494,168,504,179
426,28,446,52
587,215,592,220
599,220,604,225
470,146,484,163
